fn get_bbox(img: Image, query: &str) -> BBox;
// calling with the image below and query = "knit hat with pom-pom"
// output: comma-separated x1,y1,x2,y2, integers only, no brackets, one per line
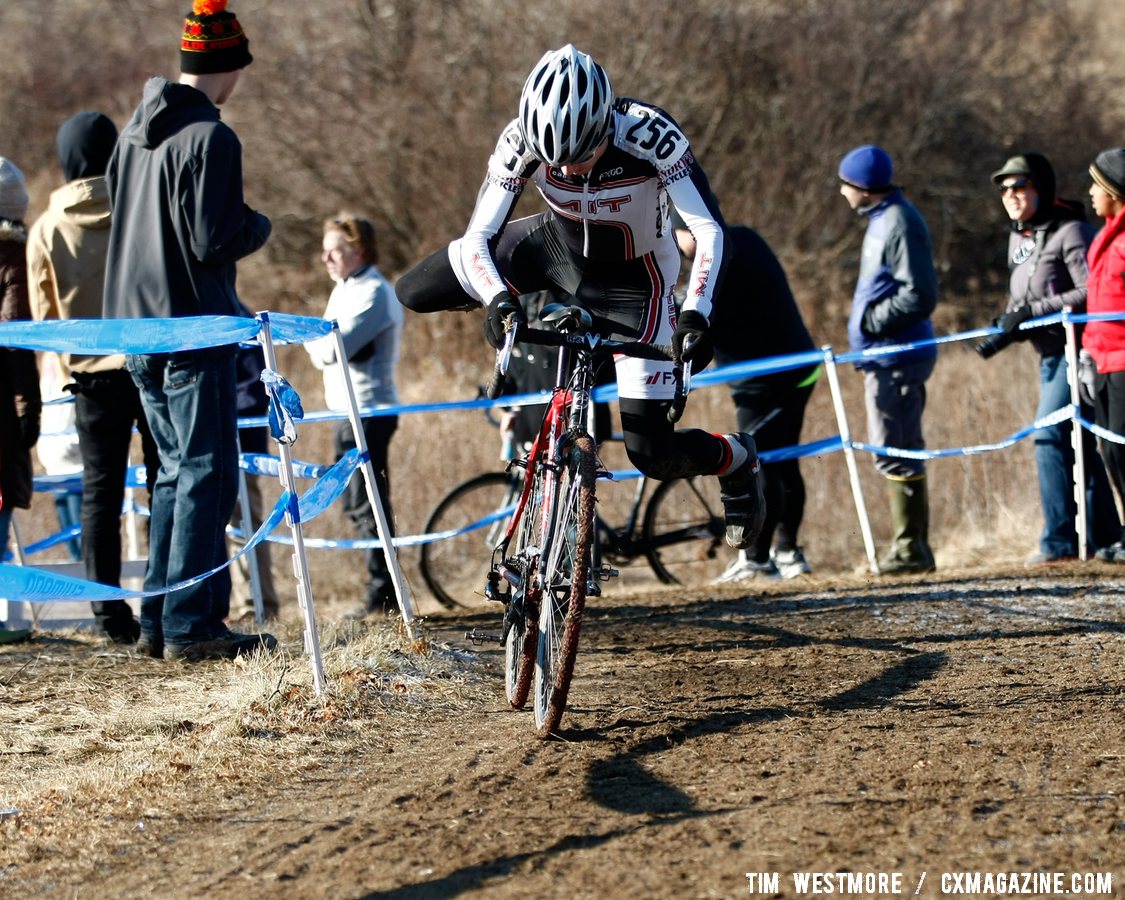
181,0,252,75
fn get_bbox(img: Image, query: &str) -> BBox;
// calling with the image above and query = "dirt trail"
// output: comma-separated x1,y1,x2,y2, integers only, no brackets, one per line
3,570,1124,899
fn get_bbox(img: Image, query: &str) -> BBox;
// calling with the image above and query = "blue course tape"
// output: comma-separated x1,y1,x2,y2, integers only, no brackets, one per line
0,316,259,355
852,405,1074,460
5,446,360,602
1,496,289,603
12,311,1125,600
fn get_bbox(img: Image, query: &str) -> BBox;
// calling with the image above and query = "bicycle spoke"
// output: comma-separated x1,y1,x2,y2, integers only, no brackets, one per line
643,476,727,585
421,472,520,609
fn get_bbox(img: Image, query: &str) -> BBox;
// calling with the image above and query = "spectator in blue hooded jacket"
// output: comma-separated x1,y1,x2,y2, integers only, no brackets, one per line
838,145,938,575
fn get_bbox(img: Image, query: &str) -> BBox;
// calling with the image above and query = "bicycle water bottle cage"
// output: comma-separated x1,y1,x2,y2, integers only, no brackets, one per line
540,303,593,334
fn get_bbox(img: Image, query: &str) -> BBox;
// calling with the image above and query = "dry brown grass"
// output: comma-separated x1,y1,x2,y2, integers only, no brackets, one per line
0,619,488,826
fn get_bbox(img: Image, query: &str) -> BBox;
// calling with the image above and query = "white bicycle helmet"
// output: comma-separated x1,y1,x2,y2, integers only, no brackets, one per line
518,44,614,167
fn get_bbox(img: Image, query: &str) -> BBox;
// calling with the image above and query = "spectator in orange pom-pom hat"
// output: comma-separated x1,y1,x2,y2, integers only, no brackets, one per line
102,0,273,662
180,0,252,74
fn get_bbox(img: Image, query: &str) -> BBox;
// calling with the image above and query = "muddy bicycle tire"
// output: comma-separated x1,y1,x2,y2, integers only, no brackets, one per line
533,433,597,737
504,461,546,710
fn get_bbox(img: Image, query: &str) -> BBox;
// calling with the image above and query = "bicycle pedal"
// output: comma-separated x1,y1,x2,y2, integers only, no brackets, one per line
465,628,501,646
592,566,619,581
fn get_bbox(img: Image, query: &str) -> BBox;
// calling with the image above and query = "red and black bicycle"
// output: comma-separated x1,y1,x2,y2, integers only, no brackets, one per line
474,303,687,737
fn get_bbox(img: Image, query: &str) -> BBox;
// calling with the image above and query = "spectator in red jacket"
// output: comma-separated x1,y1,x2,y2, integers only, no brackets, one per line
1082,149,1125,562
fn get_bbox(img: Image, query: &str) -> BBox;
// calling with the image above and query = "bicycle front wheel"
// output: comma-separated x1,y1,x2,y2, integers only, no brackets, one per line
643,476,727,585
533,433,597,737
504,462,545,710
420,472,519,609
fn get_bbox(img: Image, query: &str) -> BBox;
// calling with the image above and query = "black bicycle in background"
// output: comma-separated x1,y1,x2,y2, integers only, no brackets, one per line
419,436,727,610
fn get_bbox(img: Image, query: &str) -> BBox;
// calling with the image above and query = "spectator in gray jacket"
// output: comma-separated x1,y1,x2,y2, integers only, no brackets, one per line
103,0,274,661
838,145,938,575
976,152,1119,565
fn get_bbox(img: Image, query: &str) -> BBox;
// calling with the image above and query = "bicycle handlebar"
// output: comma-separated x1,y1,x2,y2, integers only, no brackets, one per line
485,317,692,423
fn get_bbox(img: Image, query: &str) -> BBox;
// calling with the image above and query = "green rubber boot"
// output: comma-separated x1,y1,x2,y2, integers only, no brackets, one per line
0,625,32,645
879,475,936,575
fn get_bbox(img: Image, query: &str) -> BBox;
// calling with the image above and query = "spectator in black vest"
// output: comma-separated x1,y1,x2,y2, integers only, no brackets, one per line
673,217,819,581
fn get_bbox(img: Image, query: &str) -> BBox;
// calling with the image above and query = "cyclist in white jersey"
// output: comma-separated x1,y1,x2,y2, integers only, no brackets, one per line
398,44,765,549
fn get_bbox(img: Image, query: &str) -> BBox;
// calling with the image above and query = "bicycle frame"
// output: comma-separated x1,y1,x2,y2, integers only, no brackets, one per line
492,338,596,583
482,303,685,735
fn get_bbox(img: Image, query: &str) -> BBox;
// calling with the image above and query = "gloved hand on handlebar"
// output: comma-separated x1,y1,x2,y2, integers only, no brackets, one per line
672,309,714,370
484,291,527,350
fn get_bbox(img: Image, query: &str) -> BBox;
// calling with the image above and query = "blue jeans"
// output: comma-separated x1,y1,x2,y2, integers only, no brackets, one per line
1035,353,1120,557
127,350,240,645
53,491,83,561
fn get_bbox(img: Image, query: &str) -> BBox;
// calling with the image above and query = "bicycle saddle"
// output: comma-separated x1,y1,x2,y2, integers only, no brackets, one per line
539,303,593,334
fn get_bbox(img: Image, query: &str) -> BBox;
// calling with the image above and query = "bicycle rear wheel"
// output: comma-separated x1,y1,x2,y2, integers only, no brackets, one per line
643,475,727,585
533,433,597,737
420,472,519,609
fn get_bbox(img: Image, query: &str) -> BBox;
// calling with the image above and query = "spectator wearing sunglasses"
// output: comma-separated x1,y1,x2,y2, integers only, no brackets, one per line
979,152,1119,565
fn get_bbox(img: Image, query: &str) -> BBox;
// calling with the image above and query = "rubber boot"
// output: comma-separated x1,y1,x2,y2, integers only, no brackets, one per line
879,475,936,575
0,625,32,645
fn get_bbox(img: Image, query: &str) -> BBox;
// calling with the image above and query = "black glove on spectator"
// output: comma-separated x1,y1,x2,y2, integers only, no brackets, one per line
997,305,1034,337
484,291,527,350
18,413,40,449
672,309,714,370
975,305,1034,359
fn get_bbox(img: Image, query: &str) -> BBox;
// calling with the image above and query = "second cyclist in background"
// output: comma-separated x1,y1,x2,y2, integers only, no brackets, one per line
672,215,819,581
397,45,765,550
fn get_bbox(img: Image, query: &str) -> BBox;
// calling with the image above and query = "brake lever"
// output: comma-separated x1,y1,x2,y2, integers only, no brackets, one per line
487,316,520,400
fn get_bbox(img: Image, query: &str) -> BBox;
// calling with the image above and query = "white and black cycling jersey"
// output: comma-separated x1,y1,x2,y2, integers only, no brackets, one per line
456,97,729,322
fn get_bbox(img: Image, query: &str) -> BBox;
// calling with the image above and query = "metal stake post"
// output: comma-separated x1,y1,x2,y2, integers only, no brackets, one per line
1061,307,1089,560
235,432,266,622
330,324,418,639
822,346,879,573
257,313,327,695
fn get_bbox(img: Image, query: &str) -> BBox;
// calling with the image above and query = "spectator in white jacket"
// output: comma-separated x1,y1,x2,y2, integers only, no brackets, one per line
305,213,403,617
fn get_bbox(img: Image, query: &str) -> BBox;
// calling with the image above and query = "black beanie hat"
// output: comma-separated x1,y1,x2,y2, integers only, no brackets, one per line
181,0,252,75
1090,149,1125,201
56,111,118,182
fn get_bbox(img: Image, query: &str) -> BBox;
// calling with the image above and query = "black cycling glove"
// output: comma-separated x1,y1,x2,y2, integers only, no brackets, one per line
672,309,714,370
484,291,527,350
